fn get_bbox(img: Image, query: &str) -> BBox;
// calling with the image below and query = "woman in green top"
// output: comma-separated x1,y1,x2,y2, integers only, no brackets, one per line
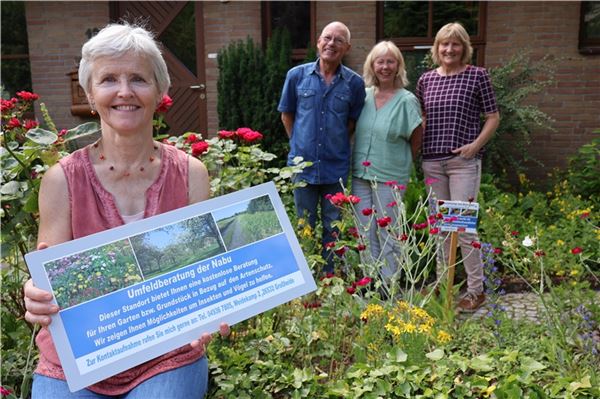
352,41,423,284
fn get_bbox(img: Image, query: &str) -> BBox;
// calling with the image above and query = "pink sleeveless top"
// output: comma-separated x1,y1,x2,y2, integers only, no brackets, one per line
35,143,204,395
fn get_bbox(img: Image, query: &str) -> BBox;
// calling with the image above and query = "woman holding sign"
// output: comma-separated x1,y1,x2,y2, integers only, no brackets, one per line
23,23,228,397
415,22,499,312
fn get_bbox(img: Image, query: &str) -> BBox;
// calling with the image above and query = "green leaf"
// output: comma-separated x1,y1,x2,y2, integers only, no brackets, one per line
64,122,101,140
25,128,58,145
470,354,494,372
520,357,546,374
568,375,591,392
426,348,445,361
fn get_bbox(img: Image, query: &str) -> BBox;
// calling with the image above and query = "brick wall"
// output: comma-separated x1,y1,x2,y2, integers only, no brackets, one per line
486,1,600,180
25,2,108,131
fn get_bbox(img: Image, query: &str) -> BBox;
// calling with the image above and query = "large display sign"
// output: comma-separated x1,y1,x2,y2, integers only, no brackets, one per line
25,182,316,392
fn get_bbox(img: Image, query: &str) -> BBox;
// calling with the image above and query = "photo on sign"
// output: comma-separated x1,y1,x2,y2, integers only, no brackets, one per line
129,214,225,280
44,239,142,309
213,195,283,251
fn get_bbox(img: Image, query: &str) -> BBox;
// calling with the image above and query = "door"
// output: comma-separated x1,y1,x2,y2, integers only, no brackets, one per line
111,1,207,135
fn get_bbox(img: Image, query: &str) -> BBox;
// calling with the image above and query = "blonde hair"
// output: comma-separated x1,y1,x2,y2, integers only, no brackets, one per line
363,41,408,89
431,22,473,66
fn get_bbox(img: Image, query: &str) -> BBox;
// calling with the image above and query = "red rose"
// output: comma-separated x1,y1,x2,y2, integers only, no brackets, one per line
362,208,374,216
357,244,366,251
384,180,398,187
334,246,347,256
347,227,359,238
362,160,371,167
346,286,356,295
324,242,336,249
7,117,21,129
16,90,39,102
534,250,545,257
471,241,482,249
347,195,361,205
218,130,236,140
493,247,503,255
387,201,397,208
185,134,199,144
155,94,173,113
240,130,263,143
23,119,39,130
511,231,520,237
571,247,583,255
0,98,16,112
399,233,408,241
191,141,209,156
429,227,440,234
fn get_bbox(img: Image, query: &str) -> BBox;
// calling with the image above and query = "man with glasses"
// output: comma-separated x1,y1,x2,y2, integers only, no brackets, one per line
278,21,365,274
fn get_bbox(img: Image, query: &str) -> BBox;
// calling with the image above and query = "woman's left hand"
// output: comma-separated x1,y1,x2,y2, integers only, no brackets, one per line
190,322,230,357
452,143,480,159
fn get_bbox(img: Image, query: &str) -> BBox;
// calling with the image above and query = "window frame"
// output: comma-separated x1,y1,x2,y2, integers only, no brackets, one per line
579,1,600,55
261,1,316,61
376,1,488,66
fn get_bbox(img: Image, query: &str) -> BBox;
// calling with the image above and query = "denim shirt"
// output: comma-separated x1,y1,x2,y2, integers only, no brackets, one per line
278,59,365,185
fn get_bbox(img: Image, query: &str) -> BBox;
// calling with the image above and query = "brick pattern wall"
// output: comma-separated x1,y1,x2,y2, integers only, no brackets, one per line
486,1,600,178
25,2,108,131
315,1,377,75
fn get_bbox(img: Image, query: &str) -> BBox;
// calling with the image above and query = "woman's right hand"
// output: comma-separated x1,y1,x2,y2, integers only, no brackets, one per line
24,242,59,327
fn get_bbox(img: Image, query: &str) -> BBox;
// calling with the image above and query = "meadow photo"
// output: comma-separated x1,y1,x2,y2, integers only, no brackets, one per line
214,195,284,251
129,214,226,279
44,239,142,309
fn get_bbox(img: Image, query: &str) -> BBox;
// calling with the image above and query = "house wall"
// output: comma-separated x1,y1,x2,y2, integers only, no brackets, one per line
486,1,600,179
25,1,108,132
23,1,598,180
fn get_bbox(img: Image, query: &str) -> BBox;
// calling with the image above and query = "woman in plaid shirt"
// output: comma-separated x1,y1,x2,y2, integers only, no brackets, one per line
416,22,500,312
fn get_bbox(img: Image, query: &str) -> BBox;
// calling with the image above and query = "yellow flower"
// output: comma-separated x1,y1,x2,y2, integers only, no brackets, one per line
302,225,312,238
437,330,452,343
570,270,579,276
360,304,385,320
556,270,565,276
404,323,416,333
419,242,425,249
556,239,565,246
483,384,497,397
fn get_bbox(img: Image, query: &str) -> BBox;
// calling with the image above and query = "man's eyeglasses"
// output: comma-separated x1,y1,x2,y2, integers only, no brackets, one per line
320,35,347,46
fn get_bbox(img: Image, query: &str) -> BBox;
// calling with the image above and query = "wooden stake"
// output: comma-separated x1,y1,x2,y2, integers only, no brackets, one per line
446,231,459,310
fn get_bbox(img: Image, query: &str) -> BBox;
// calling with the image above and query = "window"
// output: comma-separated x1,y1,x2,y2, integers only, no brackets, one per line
262,1,316,61
1,1,32,96
377,1,487,90
579,1,600,54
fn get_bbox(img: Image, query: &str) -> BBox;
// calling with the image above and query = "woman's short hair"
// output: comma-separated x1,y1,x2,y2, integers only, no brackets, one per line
363,41,408,89
431,22,473,66
78,23,170,96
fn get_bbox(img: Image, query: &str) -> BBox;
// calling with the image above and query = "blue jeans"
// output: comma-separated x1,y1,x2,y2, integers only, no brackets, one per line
294,181,344,273
31,356,208,399
352,178,402,280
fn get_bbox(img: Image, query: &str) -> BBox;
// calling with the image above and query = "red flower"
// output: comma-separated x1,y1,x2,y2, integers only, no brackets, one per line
347,227,359,238
329,192,348,206
218,130,236,140
387,201,397,208
23,119,39,130
399,233,408,241
191,141,209,156
346,286,356,294
377,216,392,228
0,98,16,112
429,227,440,234
413,222,427,230
394,184,406,191
511,231,520,237
6,117,21,129
185,134,199,144
357,244,366,251
324,242,336,249
362,160,371,167
493,247,503,255
1,386,13,396
334,246,347,257
355,277,372,287
467,196,475,202
471,241,482,249
155,94,173,113
347,195,361,205
58,129,68,137
320,272,335,280
438,200,445,205
571,247,583,255
240,129,263,143
384,180,398,187
361,208,374,216
16,90,39,102
534,250,545,257
579,212,590,219
425,177,438,186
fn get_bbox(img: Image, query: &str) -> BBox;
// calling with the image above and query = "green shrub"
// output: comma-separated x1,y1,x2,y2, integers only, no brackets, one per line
217,29,292,165
563,129,600,199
